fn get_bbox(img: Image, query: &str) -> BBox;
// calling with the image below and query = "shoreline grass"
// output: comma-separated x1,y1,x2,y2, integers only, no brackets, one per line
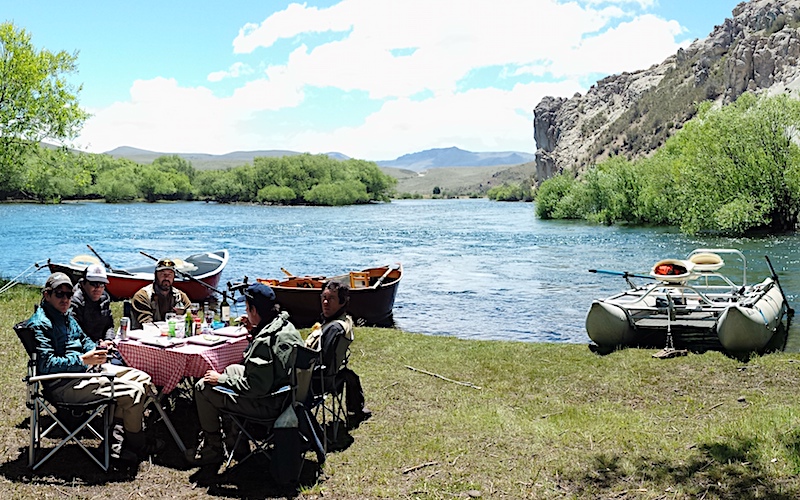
2,282,800,498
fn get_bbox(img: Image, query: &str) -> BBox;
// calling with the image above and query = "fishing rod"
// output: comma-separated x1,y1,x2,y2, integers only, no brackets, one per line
139,251,223,296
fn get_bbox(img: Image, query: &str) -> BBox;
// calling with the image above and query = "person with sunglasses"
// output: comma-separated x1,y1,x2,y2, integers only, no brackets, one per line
130,257,191,329
70,263,115,342
26,272,164,466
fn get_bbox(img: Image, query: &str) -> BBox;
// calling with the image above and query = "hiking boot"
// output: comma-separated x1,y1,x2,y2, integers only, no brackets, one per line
347,407,372,427
185,443,225,466
125,430,166,458
185,432,224,466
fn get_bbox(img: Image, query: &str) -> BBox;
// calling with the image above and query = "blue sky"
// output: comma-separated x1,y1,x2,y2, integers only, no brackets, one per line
2,0,742,161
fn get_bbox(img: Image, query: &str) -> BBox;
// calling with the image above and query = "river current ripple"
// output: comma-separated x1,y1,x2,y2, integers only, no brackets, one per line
2,199,798,347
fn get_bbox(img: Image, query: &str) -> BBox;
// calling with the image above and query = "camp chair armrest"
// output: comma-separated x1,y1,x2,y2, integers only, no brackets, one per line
271,385,290,396
29,372,116,384
213,385,291,398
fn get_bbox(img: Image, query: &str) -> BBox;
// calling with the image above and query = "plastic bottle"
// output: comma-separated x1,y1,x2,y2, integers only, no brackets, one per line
185,311,194,337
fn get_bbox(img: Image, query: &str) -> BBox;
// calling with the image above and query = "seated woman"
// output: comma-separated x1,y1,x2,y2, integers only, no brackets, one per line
29,272,163,465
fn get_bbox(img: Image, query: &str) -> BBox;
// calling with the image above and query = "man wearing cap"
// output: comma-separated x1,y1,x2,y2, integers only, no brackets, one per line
130,257,191,329
70,264,115,342
185,282,304,466
27,272,164,464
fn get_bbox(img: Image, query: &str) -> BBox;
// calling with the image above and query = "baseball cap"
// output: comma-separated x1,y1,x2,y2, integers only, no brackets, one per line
240,282,277,313
155,258,177,273
84,264,109,283
45,272,73,291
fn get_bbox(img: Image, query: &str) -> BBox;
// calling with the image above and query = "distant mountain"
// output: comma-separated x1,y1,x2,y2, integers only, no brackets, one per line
376,146,536,171
102,147,350,170
101,145,534,171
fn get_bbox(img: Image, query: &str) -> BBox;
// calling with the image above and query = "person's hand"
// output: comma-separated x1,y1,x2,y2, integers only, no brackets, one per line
99,340,114,350
238,315,253,332
82,348,107,366
203,370,221,386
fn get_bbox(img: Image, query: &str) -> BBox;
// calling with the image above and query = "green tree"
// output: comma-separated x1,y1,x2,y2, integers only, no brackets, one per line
304,180,369,206
0,23,88,196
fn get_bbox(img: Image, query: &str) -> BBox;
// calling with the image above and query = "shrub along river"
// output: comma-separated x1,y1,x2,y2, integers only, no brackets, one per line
2,198,798,350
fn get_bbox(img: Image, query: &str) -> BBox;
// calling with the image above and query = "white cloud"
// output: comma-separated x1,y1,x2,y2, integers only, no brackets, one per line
207,62,255,82
77,0,694,159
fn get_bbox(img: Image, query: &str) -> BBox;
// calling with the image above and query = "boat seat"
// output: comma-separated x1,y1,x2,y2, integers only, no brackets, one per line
349,272,370,289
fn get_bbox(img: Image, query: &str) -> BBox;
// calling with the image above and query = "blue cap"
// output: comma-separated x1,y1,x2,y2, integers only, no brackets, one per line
240,282,276,313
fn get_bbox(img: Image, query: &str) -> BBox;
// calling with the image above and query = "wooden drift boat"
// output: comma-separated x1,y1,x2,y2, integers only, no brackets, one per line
48,249,229,302
585,249,790,354
256,263,403,328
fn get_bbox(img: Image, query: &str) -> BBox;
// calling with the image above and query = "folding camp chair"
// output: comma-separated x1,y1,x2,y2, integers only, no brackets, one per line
215,345,325,478
15,320,116,472
312,325,353,449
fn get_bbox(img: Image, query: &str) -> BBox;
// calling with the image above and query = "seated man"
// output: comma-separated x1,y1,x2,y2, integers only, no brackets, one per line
70,264,115,342
307,281,372,425
29,272,163,463
130,257,191,329
185,282,304,466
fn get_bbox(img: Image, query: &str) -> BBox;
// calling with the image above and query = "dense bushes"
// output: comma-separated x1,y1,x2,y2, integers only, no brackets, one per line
7,151,396,206
487,183,533,202
536,93,800,234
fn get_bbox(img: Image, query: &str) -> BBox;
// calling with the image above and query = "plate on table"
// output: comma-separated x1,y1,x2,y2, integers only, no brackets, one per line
187,334,227,346
139,336,188,348
212,326,248,337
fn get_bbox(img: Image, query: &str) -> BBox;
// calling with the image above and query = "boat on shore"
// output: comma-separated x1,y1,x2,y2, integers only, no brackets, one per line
585,249,790,354
47,249,229,302
249,263,403,328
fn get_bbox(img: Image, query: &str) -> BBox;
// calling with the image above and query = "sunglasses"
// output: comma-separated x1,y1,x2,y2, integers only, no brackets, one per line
87,281,106,288
52,290,73,299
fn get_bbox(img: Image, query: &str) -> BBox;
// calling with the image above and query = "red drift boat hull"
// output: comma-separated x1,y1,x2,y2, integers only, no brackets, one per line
48,249,229,302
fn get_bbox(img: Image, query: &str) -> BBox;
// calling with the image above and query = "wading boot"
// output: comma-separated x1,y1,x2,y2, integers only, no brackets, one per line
185,431,224,466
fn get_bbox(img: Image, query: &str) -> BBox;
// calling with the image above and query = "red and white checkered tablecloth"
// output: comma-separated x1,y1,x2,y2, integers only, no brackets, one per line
117,336,249,394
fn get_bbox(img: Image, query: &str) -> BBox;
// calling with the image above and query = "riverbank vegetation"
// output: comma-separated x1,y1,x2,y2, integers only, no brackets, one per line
4,149,396,206
536,92,800,234
3,282,800,498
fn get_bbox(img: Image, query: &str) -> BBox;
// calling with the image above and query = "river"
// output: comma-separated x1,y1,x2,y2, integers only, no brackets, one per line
1,199,798,348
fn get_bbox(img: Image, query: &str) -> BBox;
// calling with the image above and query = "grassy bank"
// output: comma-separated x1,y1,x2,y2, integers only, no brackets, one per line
2,283,800,498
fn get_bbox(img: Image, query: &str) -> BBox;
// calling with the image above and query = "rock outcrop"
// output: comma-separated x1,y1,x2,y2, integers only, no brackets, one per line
534,0,800,182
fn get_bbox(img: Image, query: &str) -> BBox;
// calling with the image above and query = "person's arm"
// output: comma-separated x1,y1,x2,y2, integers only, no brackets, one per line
34,323,92,375
68,287,85,326
218,342,275,396
131,288,153,328
174,290,192,315
102,293,116,340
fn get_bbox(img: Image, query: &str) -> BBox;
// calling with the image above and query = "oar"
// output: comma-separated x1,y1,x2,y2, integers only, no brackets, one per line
139,251,223,296
373,263,400,288
280,268,294,277
87,244,115,272
589,268,655,290
765,255,795,316
589,269,655,280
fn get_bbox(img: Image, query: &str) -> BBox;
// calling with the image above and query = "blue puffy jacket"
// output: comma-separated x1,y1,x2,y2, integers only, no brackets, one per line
28,300,96,377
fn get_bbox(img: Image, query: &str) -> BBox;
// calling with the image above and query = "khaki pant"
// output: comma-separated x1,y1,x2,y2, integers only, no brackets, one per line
194,368,287,434
48,364,152,433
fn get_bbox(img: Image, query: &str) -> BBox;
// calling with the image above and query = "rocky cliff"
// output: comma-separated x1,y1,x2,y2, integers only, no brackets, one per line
534,0,800,182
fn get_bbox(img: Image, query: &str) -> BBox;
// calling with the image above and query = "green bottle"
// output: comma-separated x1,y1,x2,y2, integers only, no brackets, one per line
220,293,231,327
